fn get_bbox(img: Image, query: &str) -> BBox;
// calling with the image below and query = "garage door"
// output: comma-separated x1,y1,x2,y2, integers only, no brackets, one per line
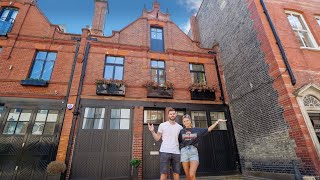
71,107,132,179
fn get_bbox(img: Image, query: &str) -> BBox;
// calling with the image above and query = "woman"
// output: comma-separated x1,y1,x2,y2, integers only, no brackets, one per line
179,114,227,180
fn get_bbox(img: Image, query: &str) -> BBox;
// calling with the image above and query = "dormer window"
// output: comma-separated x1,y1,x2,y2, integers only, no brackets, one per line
150,27,164,52
0,7,18,35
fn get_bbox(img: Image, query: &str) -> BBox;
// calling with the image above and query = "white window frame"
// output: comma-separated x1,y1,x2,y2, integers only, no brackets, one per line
316,16,320,26
285,11,319,49
295,84,320,159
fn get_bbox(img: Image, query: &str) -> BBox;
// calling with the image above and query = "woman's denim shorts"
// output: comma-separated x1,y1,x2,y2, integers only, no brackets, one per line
180,145,199,162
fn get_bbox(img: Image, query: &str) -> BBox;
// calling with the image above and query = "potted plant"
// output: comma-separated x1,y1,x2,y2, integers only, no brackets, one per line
46,161,66,180
130,159,141,180
96,79,126,96
189,82,216,100
144,81,174,99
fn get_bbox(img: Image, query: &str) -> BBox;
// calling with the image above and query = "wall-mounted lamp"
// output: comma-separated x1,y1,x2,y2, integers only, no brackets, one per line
208,51,217,55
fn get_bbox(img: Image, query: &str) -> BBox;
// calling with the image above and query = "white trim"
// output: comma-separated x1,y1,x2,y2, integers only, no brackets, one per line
285,11,319,48
295,84,320,159
316,16,320,26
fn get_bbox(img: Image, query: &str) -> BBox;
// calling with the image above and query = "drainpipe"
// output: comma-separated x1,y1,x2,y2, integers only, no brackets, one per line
260,0,296,85
208,51,225,103
65,42,91,178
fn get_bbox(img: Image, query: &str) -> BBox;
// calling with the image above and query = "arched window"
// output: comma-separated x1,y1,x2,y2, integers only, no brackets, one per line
303,95,320,107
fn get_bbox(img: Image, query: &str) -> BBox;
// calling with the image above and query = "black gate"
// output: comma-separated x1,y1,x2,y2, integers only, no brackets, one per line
71,107,132,179
0,108,62,180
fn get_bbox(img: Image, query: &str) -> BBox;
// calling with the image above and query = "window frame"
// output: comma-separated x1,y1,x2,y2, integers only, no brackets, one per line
189,63,206,84
191,111,208,128
150,26,164,52
143,109,165,124
150,60,166,84
316,16,320,26
82,107,106,130
109,108,131,130
28,51,57,81
103,56,125,80
285,11,319,49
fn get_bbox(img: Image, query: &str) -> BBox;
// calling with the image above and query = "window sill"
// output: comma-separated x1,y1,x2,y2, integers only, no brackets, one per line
20,79,49,87
300,47,320,51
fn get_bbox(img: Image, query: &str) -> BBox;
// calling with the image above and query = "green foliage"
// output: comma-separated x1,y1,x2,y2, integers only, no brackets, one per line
130,159,141,168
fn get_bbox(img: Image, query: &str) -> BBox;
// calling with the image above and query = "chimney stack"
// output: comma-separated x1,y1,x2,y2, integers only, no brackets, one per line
91,0,108,36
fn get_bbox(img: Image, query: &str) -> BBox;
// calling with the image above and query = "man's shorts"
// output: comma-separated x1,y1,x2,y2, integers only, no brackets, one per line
180,145,199,162
159,152,181,174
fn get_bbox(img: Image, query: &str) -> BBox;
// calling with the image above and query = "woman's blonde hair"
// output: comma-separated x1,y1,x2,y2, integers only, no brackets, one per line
182,114,192,120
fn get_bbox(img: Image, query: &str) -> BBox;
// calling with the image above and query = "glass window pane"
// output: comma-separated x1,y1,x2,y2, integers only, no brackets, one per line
93,119,104,129
106,56,116,64
151,32,157,39
159,70,165,84
115,57,124,65
316,17,320,26
120,119,129,129
41,62,54,81
151,61,158,68
3,122,17,134
300,31,314,48
43,122,55,135
111,109,121,118
47,110,59,122
198,73,206,83
158,61,164,68
7,109,20,121
121,109,130,118
1,9,10,19
293,31,305,47
114,66,123,80
47,52,57,61
19,110,32,122
32,122,45,135
35,110,48,122
84,108,95,118
30,60,44,79
190,64,204,71
36,51,47,60
10,10,18,21
157,33,162,40
15,122,28,135
110,119,120,129
190,72,197,84
144,110,163,124
151,69,158,82
104,65,114,79
94,108,105,119
82,118,93,129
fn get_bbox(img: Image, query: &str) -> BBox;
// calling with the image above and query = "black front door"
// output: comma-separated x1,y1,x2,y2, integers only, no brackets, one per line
0,108,62,180
71,106,132,179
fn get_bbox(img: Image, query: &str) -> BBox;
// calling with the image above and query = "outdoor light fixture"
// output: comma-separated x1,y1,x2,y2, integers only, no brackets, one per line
208,51,216,54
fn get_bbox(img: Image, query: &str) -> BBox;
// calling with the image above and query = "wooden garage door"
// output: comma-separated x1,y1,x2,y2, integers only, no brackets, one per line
71,107,132,180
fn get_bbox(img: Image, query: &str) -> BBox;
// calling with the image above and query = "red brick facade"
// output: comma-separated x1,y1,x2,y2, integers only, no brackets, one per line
0,1,229,179
249,0,320,174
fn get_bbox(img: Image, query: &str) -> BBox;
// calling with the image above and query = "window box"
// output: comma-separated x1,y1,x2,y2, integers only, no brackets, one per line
96,83,125,96
190,90,216,101
147,86,173,99
20,79,48,87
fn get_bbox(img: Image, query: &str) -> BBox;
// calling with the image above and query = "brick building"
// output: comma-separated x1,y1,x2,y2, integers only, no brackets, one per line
194,0,320,179
0,0,238,179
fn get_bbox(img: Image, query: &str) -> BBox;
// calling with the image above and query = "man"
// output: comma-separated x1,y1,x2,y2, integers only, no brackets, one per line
148,108,183,180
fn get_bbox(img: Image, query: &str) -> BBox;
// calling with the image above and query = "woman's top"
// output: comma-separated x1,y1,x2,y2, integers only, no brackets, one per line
178,128,208,149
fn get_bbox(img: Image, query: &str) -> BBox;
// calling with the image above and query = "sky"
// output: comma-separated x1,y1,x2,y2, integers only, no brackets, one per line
37,0,203,36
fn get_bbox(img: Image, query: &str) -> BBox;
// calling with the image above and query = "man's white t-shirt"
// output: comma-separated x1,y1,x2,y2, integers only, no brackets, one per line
158,121,183,154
